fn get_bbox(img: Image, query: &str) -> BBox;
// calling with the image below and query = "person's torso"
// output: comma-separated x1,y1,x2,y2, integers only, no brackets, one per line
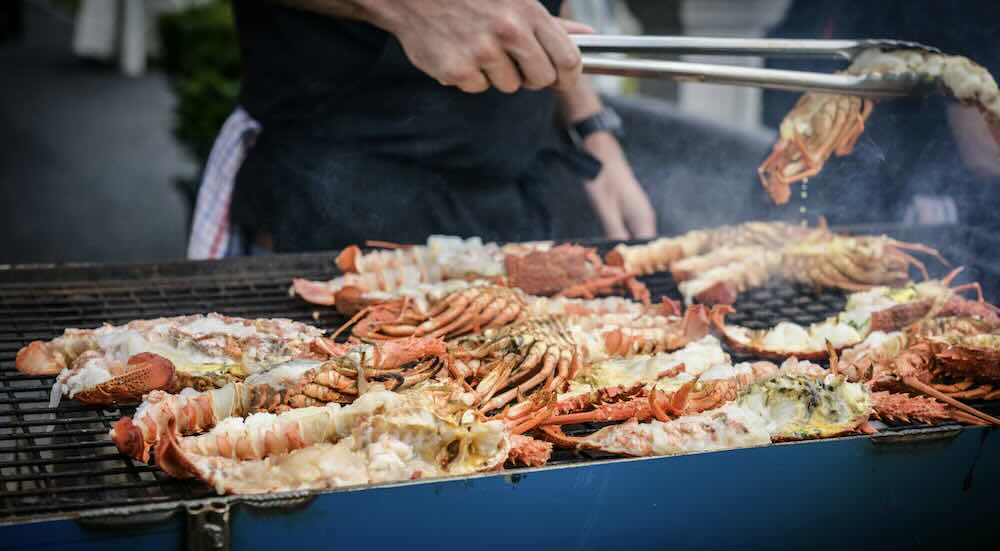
233,0,565,180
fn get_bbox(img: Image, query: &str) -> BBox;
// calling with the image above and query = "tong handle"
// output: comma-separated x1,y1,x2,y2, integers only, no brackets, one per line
573,35,941,59
581,56,928,97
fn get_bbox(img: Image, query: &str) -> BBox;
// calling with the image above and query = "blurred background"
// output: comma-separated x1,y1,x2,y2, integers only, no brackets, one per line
2,0,998,264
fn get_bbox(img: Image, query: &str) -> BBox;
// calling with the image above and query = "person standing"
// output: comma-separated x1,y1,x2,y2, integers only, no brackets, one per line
200,0,656,256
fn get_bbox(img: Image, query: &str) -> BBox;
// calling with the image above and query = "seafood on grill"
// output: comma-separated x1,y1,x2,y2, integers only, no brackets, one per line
111,337,448,461
605,220,826,276
155,385,513,494
558,335,730,399
542,357,779,428
677,249,783,305
678,233,945,305
114,309,714,461
292,235,508,312
342,284,680,342
544,374,872,456
293,237,650,314
779,234,945,292
15,314,344,406
334,235,510,278
541,334,827,431
760,48,1000,205
414,314,670,430
712,268,996,360
830,329,1000,426
502,243,650,303
446,309,717,415
342,284,530,341
903,316,1000,404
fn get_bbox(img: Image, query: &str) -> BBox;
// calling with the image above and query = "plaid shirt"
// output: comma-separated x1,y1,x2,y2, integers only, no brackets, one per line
187,107,261,260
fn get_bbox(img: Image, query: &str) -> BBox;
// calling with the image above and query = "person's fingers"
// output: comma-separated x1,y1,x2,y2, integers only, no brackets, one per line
500,26,557,90
603,216,630,241
534,17,583,90
454,70,491,93
622,183,657,239
436,55,488,92
625,206,657,239
585,180,630,240
476,40,522,93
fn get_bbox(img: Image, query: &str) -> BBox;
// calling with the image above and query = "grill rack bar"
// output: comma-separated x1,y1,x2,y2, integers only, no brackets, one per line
1,239,997,523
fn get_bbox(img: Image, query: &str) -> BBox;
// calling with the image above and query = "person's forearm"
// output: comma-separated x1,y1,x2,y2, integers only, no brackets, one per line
557,77,603,125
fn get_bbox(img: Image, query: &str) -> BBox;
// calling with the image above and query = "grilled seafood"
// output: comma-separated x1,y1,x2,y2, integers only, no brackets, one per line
155,386,512,494
450,318,583,416
342,284,679,342
761,49,1000,204
869,391,988,426
712,269,995,360
111,337,447,461
344,285,530,341
670,246,769,283
759,93,872,204
292,235,507,311
503,243,649,303
335,236,509,278
830,330,1000,425
294,238,650,314
543,341,827,430
605,220,825,276
559,335,730,399
545,375,872,456
678,250,783,305
779,234,944,292
544,360,782,428
908,317,1000,400
442,310,714,420
679,234,944,305
15,314,341,406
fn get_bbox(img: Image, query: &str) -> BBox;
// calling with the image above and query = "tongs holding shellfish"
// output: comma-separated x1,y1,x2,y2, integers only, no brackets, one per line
575,35,942,98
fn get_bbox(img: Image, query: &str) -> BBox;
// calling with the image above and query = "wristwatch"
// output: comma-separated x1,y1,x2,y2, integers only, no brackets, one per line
568,107,624,147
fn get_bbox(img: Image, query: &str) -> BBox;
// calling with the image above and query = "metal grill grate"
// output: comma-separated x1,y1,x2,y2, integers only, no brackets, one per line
0,241,993,523
0,256,346,521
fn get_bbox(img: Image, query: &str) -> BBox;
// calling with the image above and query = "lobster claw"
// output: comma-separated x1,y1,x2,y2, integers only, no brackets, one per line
74,353,176,405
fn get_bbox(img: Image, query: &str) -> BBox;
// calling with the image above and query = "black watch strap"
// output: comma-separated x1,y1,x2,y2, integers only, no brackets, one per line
569,107,624,146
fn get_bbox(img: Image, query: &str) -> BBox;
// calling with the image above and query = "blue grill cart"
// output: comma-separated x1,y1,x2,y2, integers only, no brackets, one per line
2,229,998,549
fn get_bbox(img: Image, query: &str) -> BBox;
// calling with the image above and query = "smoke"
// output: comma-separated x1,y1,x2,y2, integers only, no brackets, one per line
609,74,1000,294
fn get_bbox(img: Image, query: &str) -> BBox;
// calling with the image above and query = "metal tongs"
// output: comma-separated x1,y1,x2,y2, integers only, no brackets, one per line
576,35,942,97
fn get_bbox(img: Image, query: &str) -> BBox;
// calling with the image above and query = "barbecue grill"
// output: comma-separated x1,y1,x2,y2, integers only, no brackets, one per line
2,227,998,549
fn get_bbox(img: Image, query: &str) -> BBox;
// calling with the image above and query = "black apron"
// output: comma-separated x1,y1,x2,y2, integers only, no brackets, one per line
230,1,602,251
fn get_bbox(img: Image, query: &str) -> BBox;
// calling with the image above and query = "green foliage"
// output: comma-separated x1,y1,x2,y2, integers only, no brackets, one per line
158,0,241,163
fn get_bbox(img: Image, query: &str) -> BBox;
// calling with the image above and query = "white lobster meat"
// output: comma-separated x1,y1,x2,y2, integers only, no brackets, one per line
15,314,335,407
569,375,872,457
155,386,511,494
111,338,449,461
561,335,729,399
291,236,508,308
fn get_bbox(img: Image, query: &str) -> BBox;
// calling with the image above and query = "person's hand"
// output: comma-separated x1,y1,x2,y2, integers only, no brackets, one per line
364,0,592,93
582,132,657,240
